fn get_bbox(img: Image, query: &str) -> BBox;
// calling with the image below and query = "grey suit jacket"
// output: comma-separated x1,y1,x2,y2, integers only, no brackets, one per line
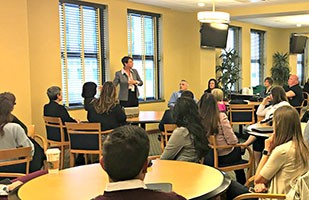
113,68,143,101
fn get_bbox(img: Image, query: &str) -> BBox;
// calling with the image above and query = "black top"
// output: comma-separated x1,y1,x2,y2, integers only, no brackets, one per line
288,85,303,106
43,101,76,123
303,83,309,94
12,115,28,133
158,109,175,132
87,104,127,131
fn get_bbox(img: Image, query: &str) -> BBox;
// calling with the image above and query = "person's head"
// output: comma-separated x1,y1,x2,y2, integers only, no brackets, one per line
0,94,14,135
211,88,224,102
208,78,218,90
81,82,97,98
264,77,273,88
288,74,299,87
93,81,117,114
181,90,194,99
173,97,209,157
179,80,189,91
0,92,16,110
121,56,133,69
270,86,288,105
199,93,220,136
273,106,309,171
47,86,62,101
101,125,150,182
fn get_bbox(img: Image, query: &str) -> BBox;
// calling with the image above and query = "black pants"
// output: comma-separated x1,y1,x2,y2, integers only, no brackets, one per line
204,147,246,184
120,90,138,107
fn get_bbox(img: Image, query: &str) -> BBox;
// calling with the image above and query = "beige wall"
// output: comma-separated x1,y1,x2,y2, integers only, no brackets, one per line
1,0,309,136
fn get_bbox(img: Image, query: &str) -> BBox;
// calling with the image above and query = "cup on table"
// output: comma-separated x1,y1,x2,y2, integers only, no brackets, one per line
45,148,61,174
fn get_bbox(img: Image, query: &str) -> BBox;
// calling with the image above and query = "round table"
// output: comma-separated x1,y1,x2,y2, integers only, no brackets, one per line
17,160,230,200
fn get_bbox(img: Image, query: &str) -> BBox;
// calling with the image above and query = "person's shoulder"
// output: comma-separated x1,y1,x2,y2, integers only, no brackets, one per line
4,123,25,133
173,127,189,136
143,189,186,200
272,141,293,155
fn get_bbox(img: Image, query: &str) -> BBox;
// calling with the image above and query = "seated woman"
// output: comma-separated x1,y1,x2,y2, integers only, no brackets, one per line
211,88,226,112
81,82,97,112
0,92,46,172
0,95,34,175
199,93,246,184
253,106,309,195
160,97,209,163
242,86,290,166
87,81,127,131
204,78,218,93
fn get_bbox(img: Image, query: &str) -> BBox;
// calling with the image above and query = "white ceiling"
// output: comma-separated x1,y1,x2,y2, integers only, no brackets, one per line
128,0,309,28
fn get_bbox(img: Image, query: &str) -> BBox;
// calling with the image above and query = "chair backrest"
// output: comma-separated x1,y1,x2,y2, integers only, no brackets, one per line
160,124,177,152
65,122,111,153
43,116,67,142
302,92,309,107
0,147,32,177
228,104,255,125
208,135,219,167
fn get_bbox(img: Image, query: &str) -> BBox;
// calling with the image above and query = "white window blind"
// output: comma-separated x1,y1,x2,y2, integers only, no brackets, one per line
59,0,106,107
297,54,305,84
250,30,265,87
127,10,162,101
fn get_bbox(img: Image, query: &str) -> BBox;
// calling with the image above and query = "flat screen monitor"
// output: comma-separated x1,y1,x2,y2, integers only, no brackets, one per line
200,23,229,49
289,34,307,54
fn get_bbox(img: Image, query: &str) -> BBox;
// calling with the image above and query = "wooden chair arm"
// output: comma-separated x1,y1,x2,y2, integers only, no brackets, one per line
0,173,25,178
148,155,160,160
33,134,48,152
244,175,255,187
233,193,286,200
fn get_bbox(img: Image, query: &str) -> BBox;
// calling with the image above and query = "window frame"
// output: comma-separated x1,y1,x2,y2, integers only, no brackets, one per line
59,0,106,108
250,29,265,87
127,9,162,102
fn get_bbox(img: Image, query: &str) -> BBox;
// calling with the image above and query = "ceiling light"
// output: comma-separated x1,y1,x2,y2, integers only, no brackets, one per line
296,24,302,27
197,0,230,24
197,2,205,7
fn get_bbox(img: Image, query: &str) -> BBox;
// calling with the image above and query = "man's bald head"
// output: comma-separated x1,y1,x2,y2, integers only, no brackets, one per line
288,74,299,87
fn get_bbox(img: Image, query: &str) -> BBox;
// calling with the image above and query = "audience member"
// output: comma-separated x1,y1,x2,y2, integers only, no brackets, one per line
82,81,97,112
204,78,218,93
43,86,77,123
260,77,273,98
199,93,245,184
0,95,34,174
253,106,309,195
303,121,309,144
160,97,209,163
159,90,194,132
285,74,303,107
211,88,226,112
0,92,46,172
113,56,143,108
242,86,290,166
167,80,191,108
93,125,186,200
87,81,127,131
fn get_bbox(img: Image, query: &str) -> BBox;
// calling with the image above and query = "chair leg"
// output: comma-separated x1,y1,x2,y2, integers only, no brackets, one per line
70,153,75,168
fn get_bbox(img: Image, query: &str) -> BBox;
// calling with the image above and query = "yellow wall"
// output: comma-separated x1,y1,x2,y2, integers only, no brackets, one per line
2,0,309,136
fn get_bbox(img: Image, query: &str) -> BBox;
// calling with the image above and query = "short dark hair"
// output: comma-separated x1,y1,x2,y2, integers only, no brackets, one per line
121,56,133,67
81,82,97,98
47,86,61,101
264,77,273,85
181,90,194,99
102,125,149,182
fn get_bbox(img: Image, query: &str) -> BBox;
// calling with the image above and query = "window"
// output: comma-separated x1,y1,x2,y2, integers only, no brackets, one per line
225,26,241,91
127,10,161,101
59,0,106,107
297,54,305,85
250,30,265,87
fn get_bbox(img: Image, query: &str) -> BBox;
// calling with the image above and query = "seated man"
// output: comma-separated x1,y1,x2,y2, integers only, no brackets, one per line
168,80,193,108
285,74,303,107
43,86,77,123
93,125,186,200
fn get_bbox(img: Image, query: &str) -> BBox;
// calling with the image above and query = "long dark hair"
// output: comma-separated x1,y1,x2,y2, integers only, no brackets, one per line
173,97,209,157
271,86,288,105
199,93,220,137
205,78,218,93
0,95,14,136
93,81,117,114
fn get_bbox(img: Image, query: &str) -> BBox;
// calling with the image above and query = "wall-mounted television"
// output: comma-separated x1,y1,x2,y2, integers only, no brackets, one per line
200,23,229,49
289,34,307,54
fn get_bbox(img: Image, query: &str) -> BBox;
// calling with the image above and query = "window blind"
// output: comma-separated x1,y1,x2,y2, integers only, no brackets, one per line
250,29,265,87
59,0,106,107
127,10,161,101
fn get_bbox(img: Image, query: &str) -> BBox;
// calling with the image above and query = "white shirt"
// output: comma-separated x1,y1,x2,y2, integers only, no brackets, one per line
105,179,146,192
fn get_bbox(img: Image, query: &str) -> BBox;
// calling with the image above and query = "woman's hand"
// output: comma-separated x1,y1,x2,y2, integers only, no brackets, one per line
128,80,137,85
254,183,268,193
262,96,271,105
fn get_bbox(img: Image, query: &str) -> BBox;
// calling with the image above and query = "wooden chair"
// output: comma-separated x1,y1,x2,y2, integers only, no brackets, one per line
26,124,48,152
208,135,255,181
294,92,309,117
160,124,177,152
0,147,32,178
43,116,69,170
228,104,256,126
65,122,112,167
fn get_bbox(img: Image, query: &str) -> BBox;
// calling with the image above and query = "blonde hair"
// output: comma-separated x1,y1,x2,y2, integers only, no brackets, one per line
93,81,118,114
211,88,224,102
273,106,309,173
